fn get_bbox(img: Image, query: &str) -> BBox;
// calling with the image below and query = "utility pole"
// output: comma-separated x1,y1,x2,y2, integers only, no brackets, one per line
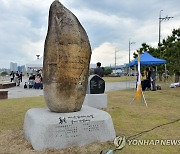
158,10,173,46
115,48,117,73
129,40,135,63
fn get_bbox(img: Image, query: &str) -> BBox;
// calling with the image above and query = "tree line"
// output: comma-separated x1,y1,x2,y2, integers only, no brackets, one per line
133,28,180,82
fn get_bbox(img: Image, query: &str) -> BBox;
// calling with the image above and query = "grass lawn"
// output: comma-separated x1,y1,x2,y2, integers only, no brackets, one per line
103,76,135,82
0,87,180,153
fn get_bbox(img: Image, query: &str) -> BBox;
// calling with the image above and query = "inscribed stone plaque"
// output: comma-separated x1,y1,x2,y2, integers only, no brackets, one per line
23,107,116,150
87,75,105,94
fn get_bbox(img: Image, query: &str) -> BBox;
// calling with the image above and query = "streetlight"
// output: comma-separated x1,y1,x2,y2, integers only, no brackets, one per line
158,10,173,46
129,40,135,63
36,55,40,59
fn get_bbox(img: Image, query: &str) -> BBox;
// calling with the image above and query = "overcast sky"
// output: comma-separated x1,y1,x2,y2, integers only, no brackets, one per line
0,0,180,68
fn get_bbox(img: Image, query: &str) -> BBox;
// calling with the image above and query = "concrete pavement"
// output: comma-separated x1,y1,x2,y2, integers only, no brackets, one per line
6,80,136,99
105,81,136,92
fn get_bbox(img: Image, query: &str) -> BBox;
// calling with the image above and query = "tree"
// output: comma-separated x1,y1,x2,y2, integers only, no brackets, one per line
0,72,8,76
102,67,112,76
133,43,157,58
133,28,180,82
160,28,180,82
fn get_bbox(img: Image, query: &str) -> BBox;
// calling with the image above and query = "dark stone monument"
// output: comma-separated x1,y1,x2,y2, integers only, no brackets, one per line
87,75,105,94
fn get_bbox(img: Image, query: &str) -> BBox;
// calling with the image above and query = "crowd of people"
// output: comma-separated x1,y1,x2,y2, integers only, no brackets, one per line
10,71,23,86
8,63,158,91
9,71,43,89
28,73,43,89
93,62,158,91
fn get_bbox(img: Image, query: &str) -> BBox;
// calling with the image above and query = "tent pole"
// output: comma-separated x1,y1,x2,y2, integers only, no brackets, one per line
165,64,167,83
156,66,157,81
135,65,137,89
129,67,130,88
126,67,127,88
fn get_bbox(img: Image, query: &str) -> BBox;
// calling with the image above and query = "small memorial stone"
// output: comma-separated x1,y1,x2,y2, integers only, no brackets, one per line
87,75,105,94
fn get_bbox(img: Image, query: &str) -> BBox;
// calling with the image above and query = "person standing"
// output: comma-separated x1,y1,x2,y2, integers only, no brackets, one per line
145,67,151,89
34,75,41,89
94,62,104,77
150,66,156,91
14,72,20,86
20,72,23,82
10,71,14,82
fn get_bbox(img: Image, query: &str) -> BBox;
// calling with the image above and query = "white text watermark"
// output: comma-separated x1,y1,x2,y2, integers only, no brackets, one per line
114,136,180,150
127,139,180,146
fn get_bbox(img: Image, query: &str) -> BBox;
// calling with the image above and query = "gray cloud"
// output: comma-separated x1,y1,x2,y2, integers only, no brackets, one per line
0,0,179,68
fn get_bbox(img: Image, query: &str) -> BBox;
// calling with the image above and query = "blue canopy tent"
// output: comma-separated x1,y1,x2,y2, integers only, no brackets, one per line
126,52,168,83
127,52,166,67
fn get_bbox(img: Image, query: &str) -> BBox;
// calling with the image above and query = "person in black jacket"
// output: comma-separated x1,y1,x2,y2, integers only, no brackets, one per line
94,62,104,77
145,67,151,89
10,71,14,82
19,72,23,82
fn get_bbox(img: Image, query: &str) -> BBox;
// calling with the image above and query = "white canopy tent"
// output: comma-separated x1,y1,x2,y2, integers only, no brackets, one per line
26,57,43,69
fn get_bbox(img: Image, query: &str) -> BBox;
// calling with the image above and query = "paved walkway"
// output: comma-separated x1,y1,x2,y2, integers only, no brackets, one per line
5,77,136,99
105,81,136,92
7,79,43,99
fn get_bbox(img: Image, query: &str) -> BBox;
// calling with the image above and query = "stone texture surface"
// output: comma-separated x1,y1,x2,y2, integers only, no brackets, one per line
43,0,91,112
23,106,116,150
83,94,107,109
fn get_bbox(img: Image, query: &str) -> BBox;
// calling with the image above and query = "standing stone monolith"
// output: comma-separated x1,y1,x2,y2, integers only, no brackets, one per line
43,0,91,113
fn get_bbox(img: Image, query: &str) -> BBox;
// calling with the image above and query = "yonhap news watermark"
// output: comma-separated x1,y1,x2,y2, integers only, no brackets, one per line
128,139,180,146
113,136,180,150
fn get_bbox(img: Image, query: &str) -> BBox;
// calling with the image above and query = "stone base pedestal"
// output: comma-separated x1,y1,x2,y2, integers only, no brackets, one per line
23,106,115,150
83,94,107,109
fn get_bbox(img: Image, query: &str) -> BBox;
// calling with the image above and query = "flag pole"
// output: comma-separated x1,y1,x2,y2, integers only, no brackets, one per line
130,52,148,106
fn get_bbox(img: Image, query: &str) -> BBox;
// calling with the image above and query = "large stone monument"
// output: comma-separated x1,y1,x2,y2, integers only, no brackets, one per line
43,0,91,113
24,0,115,150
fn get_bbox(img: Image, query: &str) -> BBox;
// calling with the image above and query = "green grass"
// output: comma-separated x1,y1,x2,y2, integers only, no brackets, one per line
106,88,180,154
0,88,180,153
103,76,135,82
0,97,46,132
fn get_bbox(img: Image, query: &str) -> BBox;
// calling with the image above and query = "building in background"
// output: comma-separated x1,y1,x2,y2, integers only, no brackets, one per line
17,65,26,73
21,65,26,73
10,62,17,72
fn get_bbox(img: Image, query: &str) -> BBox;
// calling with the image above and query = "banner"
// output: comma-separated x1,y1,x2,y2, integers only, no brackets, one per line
136,53,141,100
